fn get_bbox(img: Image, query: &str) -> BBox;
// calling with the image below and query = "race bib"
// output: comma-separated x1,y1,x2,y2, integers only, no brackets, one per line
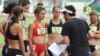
33,45,36,51
52,27,62,33
37,28,47,35
16,55,22,56
90,25,97,32
95,45,100,50
27,46,30,51
27,45,36,51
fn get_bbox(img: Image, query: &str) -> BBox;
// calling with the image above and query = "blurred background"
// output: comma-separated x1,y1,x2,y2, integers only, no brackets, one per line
0,0,100,15
0,0,100,55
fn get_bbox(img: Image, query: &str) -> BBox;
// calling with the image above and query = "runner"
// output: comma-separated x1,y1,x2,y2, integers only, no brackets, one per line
89,10,100,56
5,6,25,56
0,2,18,56
19,0,30,53
47,5,67,56
19,0,30,12
28,7,46,56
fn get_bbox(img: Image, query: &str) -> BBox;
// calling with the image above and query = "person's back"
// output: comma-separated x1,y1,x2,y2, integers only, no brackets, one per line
5,6,25,56
66,18,90,53
5,22,21,48
0,2,18,56
61,5,92,56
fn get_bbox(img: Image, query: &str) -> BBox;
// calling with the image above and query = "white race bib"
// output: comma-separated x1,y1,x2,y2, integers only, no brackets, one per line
16,55,22,56
95,45,100,50
37,28,47,35
33,45,36,51
90,25,97,32
27,46,30,51
52,27,62,33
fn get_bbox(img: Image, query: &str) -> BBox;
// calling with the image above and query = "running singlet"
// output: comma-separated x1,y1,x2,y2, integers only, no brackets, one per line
32,20,47,37
47,19,63,34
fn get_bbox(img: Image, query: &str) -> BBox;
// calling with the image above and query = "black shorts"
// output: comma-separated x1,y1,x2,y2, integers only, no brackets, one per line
6,48,22,56
90,45,95,53
24,40,29,52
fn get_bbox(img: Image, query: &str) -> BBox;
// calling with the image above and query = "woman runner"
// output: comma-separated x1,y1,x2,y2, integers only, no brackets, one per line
28,7,47,56
47,6,68,56
5,6,25,56
89,10,100,56
0,2,18,56
19,0,30,53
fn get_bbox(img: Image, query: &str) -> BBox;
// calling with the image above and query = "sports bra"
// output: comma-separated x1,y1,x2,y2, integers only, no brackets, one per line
47,19,63,34
32,20,47,37
5,22,19,40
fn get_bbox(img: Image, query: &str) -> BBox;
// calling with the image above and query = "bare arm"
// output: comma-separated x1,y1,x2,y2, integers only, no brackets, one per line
0,24,2,34
28,23,34,55
88,30,100,39
93,31,100,39
17,24,25,56
0,22,4,35
88,30,94,38
94,33,100,38
44,31,49,56
62,36,70,44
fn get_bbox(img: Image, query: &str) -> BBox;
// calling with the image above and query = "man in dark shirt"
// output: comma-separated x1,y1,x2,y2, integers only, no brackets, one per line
61,5,94,56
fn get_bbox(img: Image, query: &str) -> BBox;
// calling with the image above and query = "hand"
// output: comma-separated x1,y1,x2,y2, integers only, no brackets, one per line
45,52,50,56
30,52,35,56
94,31,99,34
30,53,33,56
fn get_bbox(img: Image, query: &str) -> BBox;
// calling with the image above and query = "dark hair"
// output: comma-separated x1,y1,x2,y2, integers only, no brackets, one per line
34,7,45,16
65,5,76,16
11,6,23,23
3,2,18,14
90,10,99,23
90,10,98,16
19,0,30,6
52,5,60,12
37,2,43,7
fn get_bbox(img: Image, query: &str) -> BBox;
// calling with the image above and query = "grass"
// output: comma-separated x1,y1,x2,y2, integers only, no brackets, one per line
0,15,5,56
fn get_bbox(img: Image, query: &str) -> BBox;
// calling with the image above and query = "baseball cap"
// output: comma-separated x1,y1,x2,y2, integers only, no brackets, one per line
61,5,76,16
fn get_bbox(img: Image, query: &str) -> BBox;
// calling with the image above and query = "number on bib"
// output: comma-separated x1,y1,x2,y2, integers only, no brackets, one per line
37,28,47,35
52,27,62,33
90,25,97,32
